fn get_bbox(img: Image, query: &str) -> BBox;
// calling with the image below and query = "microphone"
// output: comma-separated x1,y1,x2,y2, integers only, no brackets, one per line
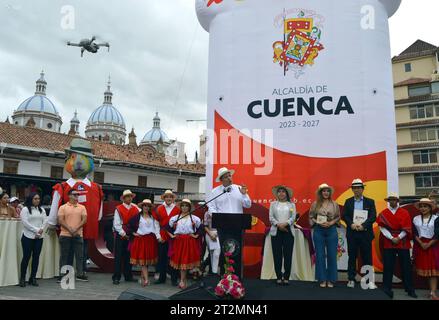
226,187,232,193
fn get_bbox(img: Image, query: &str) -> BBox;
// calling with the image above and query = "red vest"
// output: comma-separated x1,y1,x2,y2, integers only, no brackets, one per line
154,204,180,241
53,181,103,240
377,207,412,250
116,204,139,225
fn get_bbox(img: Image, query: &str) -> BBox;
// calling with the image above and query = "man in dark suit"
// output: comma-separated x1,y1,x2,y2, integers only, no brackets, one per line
342,179,377,289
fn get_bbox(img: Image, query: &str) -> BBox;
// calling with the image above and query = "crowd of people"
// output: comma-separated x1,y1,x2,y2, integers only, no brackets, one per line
1,167,439,299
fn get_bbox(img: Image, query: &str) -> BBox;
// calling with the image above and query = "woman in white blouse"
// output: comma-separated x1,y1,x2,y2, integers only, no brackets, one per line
412,198,439,300
269,185,297,285
127,199,162,287
19,193,48,287
169,199,202,289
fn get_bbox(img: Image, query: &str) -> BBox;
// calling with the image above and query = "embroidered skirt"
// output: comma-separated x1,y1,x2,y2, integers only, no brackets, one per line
130,234,158,266
413,238,439,277
169,234,201,270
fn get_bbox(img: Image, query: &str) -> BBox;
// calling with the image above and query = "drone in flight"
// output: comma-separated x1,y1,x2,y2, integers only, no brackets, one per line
67,36,110,57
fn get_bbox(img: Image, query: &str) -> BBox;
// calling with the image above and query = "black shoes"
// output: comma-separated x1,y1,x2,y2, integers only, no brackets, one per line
407,291,418,299
76,275,89,282
19,278,38,287
113,279,120,285
28,278,39,287
383,289,394,299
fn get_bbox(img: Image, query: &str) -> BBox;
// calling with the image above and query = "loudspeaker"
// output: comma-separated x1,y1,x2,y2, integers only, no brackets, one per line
117,288,169,300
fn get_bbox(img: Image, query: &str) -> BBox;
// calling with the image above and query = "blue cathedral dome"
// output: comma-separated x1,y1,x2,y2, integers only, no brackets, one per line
86,78,126,129
17,95,59,114
87,104,126,128
16,71,59,115
85,77,127,145
141,112,170,144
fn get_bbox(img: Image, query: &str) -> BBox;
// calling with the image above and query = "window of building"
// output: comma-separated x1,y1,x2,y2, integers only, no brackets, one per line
50,166,64,179
413,149,438,164
177,179,185,193
94,172,105,184
415,173,439,188
3,160,19,174
408,84,431,97
432,82,439,94
404,63,412,72
410,104,434,119
47,123,53,129
138,176,148,188
411,127,437,142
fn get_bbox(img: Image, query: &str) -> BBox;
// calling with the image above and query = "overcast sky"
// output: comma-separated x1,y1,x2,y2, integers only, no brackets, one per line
0,1,437,161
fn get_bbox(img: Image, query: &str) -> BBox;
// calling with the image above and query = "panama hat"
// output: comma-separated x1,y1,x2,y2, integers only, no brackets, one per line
179,198,192,209
351,179,366,188
138,199,153,207
272,185,293,199
415,198,435,210
384,192,400,202
215,167,235,182
120,189,136,200
65,138,94,158
317,183,334,193
161,189,176,200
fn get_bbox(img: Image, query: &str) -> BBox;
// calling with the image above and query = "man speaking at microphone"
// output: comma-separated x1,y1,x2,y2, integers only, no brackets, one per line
206,167,252,275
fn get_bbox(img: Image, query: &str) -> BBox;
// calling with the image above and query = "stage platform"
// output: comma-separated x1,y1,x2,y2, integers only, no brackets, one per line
0,273,427,300
170,276,391,300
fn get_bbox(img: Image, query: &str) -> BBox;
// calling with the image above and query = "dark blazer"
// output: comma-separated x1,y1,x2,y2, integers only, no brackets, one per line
342,196,377,240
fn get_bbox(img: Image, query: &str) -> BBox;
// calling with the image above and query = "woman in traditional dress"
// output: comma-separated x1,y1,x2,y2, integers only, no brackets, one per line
412,198,439,300
168,199,202,289
128,199,161,286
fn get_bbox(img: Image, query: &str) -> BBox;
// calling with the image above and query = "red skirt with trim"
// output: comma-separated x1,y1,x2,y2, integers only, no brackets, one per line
170,234,201,270
413,238,439,277
129,234,158,266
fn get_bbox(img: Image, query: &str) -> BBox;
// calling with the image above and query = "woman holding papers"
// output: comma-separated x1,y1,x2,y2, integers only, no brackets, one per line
412,198,439,300
309,184,340,288
269,185,297,285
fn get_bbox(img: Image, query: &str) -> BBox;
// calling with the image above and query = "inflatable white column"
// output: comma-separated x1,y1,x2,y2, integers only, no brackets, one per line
197,0,402,203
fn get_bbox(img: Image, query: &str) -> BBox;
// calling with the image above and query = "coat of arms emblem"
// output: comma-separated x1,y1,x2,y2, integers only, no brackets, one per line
273,9,325,78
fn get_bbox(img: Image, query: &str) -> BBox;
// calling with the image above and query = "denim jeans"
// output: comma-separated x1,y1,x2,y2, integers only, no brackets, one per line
313,225,338,282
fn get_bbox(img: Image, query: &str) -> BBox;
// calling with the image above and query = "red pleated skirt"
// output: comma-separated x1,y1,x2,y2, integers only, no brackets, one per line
129,234,158,266
169,234,201,270
413,238,439,277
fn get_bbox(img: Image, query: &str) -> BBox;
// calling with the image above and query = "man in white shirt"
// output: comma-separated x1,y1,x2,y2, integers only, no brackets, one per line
112,190,139,285
206,167,252,275
154,190,180,285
